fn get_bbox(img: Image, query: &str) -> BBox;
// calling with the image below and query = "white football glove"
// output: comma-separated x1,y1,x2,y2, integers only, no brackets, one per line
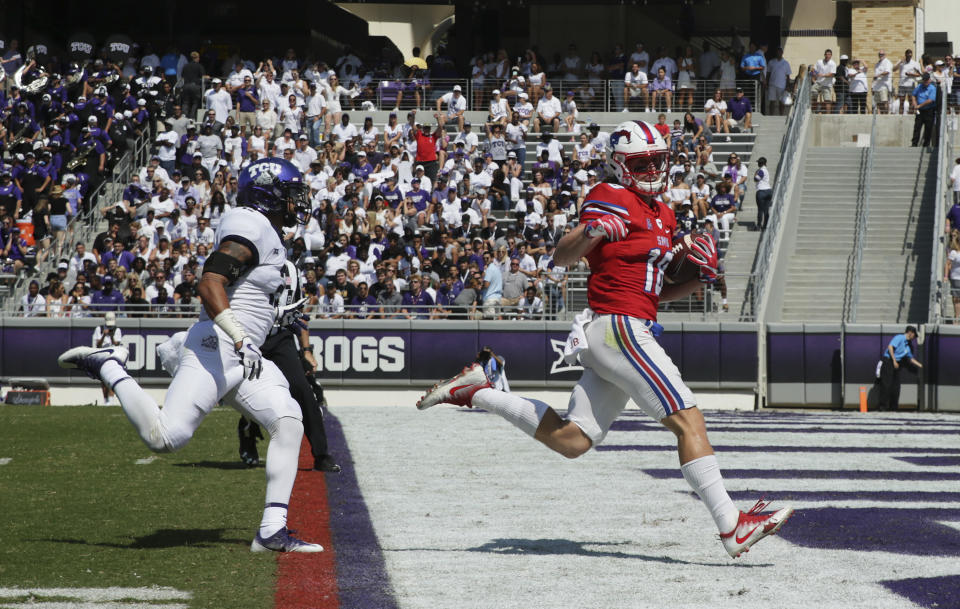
276,297,309,332
237,337,263,380
585,214,630,242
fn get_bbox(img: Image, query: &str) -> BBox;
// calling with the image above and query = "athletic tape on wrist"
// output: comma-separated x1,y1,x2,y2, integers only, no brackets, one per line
213,307,248,345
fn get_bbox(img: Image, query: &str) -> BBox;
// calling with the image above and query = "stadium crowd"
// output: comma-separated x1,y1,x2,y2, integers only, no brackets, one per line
2,34,787,319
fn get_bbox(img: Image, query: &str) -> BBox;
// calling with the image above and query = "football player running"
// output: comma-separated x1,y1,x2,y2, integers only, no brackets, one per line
58,158,323,553
418,120,792,558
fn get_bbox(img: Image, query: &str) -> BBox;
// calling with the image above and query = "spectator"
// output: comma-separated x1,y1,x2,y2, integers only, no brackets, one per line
811,49,837,114
707,182,737,233
910,73,937,148
90,275,125,313
21,279,46,316
718,50,737,99
622,62,649,113
349,282,378,319
401,275,434,319
436,84,467,132
481,249,502,318
834,55,851,114
753,157,772,231
376,279,402,318
723,152,748,206
894,49,923,114
766,47,793,116
740,42,767,84
452,275,480,319
945,231,960,322
500,257,528,310
515,285,544,320
877,326,923,411
649,67,673,113
704,89,727,134
726,87,753,132
676,45,696,112
847,60,869,114
873,49,894,114
412,117,443,183
950,158,960,207
534,85,562,133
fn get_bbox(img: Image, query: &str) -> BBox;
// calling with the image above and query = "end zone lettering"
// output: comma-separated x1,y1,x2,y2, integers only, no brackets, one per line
311,336,405,373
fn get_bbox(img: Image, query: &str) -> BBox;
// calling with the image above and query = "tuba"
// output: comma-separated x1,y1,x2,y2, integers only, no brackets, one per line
66,143,96,171
14,64,49,95
0,63,5,84
66,65,85,87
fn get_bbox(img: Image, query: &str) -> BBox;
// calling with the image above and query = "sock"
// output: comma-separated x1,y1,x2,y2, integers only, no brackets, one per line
472,388,550,438
100,360,166,450
260,417,302,537
681,455,739,533
722,298,728,305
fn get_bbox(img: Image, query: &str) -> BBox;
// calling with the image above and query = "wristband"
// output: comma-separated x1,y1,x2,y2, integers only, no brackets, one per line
301,345,314,354
213,307,247,345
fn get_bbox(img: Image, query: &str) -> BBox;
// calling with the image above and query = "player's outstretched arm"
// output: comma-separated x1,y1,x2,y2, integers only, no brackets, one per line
554,223,602,266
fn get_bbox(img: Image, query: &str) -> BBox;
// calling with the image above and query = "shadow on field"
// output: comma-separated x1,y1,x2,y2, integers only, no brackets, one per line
45,528,249,549
465,538,770,567
172,461,253,470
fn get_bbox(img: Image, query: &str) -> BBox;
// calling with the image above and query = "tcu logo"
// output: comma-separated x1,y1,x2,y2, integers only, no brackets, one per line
70,42,93,54
33,44,48,55
247,162,282,185
110,42,131,53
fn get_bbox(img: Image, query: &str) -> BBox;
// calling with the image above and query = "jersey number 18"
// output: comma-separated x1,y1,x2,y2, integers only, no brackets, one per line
644,248,674,295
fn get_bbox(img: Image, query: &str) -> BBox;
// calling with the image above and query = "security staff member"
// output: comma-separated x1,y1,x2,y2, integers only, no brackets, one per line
911,73,938,148
877,325,923,411
238,259,340,472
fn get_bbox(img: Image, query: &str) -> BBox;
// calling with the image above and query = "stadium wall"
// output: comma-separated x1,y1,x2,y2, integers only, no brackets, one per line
6,319,957,411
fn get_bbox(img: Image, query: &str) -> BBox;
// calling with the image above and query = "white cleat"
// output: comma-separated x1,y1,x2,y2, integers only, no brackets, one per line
720,499,793,558
416,363,492,410
57,346,129,380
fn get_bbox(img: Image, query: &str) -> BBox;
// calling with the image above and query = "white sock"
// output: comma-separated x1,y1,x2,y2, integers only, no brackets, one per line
681,455,739,533
260,416,303,537
472,388,550,438
100,361,165,449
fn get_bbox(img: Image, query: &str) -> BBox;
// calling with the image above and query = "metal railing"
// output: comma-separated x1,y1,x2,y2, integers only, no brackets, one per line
745,68,810,321
931,85,954,324
845,105,879,323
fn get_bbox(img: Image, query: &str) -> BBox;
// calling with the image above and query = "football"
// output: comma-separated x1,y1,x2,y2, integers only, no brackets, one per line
664,233,701,285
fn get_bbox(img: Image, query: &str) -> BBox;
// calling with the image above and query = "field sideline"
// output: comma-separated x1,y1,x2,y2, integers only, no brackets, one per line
1,404,958,609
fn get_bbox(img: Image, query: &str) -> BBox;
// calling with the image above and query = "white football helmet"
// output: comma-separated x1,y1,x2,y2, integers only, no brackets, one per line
608,120,670,195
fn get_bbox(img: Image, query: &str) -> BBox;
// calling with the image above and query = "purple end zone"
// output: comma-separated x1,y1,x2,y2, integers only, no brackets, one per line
895,456,960,466
882,575,960,609
644,468,960,481
323,413,400,609
609,420,960,434
770,507,960,557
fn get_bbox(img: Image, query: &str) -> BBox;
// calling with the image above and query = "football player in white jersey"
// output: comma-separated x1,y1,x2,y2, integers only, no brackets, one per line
58,158,322,553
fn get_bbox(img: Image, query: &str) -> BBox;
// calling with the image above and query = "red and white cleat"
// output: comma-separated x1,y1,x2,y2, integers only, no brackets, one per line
720,499,793,558
416,363,492,410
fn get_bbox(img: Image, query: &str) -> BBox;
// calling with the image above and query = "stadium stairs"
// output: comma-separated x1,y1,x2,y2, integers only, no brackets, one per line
774,144,937,323
853,148,935,323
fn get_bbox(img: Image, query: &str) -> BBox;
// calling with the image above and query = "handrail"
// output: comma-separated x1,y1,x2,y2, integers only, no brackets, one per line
929,82,951,324
746,67,810,321
846,105,878,323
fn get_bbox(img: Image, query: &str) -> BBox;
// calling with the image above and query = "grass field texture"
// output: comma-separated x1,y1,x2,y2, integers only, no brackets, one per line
0,406,276,609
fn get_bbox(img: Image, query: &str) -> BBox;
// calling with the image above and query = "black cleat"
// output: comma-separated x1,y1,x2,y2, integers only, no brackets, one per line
312,455,341,473
238,417,263,467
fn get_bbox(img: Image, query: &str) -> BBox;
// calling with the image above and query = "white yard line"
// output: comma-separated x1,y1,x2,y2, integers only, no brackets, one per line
133,456,158,465
0,458,11,465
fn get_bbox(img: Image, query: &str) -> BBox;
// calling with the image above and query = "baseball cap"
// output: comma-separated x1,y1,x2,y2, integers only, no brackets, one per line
936,60,945,66
57,261,68,270
298,134,308,140
453,84,462,92
492,89,500,95
587,169,597,176
212,77,221,84
105,312,117,326
304,256,316,264
357,150,366,156
519,92,528,99
589,122,599,129
389,111,397,117
193,152,202,158
566,90,575,96
138,98,146,106
507,151,517,158
411,177,421,184
464,121,472,127
415,164,425,171
839,54,849,60
103,275,114,284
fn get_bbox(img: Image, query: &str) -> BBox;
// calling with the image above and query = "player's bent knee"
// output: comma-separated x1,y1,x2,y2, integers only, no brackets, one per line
554,421,593,459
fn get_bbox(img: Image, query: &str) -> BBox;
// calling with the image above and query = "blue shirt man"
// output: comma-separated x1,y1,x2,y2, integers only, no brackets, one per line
877,325,923,411
482,251,503,317
912,80,938,109
740,48,767,80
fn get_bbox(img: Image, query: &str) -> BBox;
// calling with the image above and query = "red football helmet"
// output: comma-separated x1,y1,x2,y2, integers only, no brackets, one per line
608,120,670,195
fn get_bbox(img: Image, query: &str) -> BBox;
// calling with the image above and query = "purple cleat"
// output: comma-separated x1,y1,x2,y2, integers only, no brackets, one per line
250,527,324,553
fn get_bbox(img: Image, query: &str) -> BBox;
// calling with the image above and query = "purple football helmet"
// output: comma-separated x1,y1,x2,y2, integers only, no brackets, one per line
237,158,310,224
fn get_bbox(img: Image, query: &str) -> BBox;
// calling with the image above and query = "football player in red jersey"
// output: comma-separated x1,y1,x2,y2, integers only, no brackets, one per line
418,121,792,558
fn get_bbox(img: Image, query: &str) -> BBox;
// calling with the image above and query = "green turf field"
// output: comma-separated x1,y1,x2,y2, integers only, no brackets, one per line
0,405,276,609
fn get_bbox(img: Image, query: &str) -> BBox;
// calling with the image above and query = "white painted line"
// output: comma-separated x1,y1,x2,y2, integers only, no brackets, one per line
134,456,158,465
0,603,189,609
0,587,191,601
0,458,11,465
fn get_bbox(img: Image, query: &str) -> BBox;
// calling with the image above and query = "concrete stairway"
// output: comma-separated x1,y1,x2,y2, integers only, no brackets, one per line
725,116,788,320
781,147,866,321
853,148,936,323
